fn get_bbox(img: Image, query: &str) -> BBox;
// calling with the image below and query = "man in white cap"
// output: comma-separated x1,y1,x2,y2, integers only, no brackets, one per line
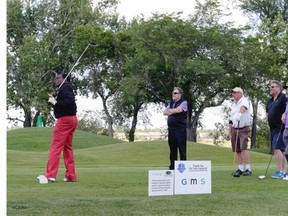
228,87,252,177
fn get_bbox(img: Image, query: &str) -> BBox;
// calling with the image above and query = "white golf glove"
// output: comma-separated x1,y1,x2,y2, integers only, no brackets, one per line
236,112,242,121
48,97,57,105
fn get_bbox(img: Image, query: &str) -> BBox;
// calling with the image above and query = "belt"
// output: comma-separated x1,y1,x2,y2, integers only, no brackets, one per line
233,126,248,129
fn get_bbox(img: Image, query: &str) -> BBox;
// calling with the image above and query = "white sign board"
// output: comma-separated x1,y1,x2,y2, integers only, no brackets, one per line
174,161,211,195
148,170,174,196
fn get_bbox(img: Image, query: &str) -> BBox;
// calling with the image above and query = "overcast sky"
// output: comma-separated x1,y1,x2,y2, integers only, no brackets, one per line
99,0,249,27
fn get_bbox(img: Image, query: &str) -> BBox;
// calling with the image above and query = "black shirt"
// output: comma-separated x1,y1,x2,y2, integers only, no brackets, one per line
53,83,77,118
266,93,286,131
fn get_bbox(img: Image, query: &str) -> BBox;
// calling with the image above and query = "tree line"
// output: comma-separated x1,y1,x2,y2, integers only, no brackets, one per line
7,0,288,146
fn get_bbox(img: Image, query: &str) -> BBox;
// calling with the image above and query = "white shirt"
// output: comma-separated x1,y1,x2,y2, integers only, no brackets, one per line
230,96,250,128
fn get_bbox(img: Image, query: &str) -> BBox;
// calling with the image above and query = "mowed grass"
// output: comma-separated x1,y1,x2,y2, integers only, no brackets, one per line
7,128,288,216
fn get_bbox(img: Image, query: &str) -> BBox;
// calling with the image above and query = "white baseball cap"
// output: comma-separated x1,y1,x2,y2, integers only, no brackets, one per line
231,87,243,94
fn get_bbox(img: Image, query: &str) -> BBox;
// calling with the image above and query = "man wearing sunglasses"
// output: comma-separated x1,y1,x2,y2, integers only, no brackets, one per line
163,87,188,170
266,80,287,179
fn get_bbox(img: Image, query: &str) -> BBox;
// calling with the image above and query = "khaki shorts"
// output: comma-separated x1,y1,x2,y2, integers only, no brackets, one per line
231,127,250,152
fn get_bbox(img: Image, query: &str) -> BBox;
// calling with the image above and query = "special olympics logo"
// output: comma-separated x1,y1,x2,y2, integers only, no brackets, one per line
177,163,186,173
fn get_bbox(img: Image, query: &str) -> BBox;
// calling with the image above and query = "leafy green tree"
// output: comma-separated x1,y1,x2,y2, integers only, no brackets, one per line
257,15,288,82
113,7,244,142
232,35,272,148
7,34,53,127
72,23,129,137
238,0,288,82
114,14,199,141
7,0,50,126
112,75,149,142
239,0,288,22
7,0,99,127
238,0,288,148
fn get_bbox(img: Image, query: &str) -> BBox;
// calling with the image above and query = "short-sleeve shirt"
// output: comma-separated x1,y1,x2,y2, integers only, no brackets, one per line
166,100,188,112
230,96,250,128
166,99,188,130
266,93,286,131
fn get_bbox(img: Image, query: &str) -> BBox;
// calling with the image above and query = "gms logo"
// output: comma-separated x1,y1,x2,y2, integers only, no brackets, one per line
177,163,186,173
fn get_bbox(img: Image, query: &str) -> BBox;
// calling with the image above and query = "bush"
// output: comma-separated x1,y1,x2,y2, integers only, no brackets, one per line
256,118,270,149
77,110,106,134
209,122,227,146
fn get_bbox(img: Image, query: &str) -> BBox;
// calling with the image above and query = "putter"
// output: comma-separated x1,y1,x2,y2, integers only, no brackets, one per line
258,125,283,180
57,41,96,90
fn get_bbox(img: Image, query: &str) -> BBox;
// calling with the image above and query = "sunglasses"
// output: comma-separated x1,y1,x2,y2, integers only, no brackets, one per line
172,92,180,95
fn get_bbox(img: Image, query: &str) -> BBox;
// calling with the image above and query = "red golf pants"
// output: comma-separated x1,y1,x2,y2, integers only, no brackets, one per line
46,115,78,181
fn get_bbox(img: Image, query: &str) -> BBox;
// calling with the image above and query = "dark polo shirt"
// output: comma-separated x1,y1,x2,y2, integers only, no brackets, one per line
266,93,286,131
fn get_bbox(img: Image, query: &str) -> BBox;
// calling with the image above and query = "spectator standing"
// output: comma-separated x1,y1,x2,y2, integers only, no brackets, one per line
228,87,252,177
163,87,188,170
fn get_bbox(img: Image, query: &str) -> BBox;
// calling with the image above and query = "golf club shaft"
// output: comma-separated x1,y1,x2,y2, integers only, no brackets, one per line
263,124,283,176
58,43,94,90
234,120,240,163
264,154,273,176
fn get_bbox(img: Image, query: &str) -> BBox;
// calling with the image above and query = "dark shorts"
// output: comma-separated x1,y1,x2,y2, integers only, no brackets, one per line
231,127,250,152
270,130,286,153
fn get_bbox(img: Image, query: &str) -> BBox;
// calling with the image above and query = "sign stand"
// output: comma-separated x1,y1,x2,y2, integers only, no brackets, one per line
148,170,174,196
148,161,211,196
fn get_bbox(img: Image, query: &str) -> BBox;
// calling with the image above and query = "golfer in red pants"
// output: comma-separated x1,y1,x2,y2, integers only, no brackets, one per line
38,73,78,183
46,116,78,182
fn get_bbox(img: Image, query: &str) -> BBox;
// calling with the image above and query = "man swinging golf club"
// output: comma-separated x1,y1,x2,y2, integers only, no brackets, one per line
36,42,96,183
37,73,78,183
228,87,252,177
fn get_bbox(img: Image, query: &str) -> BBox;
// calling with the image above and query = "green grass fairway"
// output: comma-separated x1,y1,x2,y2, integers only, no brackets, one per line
7,128,288,216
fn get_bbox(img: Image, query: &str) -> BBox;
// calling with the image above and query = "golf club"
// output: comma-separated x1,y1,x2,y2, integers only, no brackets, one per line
258,154,273,180
234,121,240,164
57,41,96,90
258,124,283,180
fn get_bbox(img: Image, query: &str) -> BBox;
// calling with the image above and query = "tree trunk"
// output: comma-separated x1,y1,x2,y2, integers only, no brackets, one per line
250,98,259,149
187,109,202,142
187,121,198,142
128,108,139,142
33,111,40,127
23,109,32,127
107,120,113,137
102,97,114,137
